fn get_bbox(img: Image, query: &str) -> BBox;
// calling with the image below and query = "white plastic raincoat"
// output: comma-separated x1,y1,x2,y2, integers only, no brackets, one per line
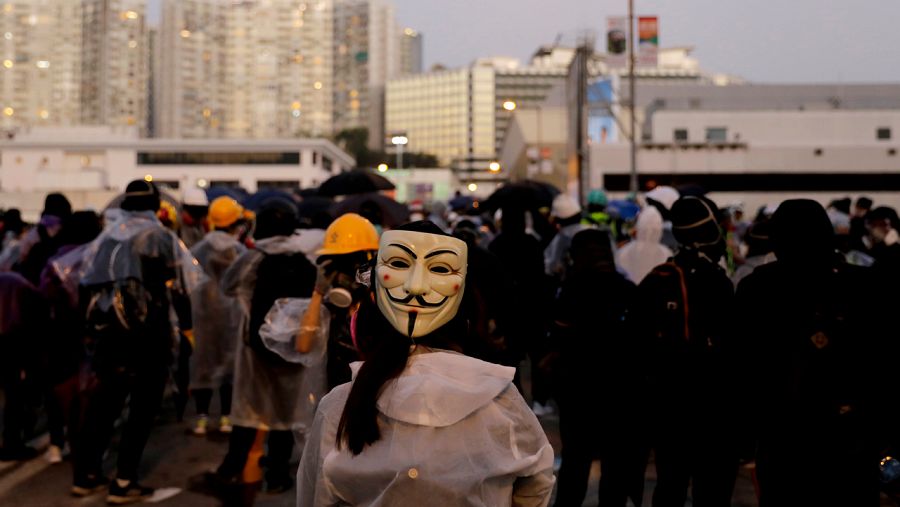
297,351,555,507
222,235,328,431
189,231,246,389
616,207,673,284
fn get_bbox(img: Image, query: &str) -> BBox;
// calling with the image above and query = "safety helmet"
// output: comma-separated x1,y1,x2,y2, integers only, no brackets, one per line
316,213,379,256
587,188,608,207
209,196,246,229
157,200,178,229
182,187,209,207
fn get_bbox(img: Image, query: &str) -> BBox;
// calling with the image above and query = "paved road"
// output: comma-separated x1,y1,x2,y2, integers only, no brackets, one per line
0,397,895,507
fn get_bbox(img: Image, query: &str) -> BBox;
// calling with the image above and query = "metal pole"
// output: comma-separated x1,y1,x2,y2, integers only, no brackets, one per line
628,0,638,194
396,143,403,170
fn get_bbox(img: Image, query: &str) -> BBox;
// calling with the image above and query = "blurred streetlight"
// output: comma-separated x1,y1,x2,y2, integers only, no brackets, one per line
196,178,209,188
502,100,517,111
467,183,478,192
489,161,501,172
144,174,153,182
391,135,408,170
377,163,388,173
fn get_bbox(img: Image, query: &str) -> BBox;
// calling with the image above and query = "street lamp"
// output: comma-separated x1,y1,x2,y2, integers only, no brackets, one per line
196,178,209,188
467,183,478,192
489,161,501,172
391,135,408,170
377,163,388,173
502,100,517,112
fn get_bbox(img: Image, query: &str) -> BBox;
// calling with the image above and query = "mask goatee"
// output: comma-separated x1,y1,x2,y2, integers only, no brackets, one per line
407,311,418,339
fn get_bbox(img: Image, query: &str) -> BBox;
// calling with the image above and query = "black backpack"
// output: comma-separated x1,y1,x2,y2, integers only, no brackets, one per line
642,261,693,346
247,251,316,361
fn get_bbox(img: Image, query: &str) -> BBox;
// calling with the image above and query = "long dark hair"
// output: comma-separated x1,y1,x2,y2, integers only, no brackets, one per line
336,285,467,455
336,222,469,455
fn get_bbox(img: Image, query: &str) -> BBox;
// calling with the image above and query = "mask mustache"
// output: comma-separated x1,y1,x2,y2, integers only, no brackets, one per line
386,290,448,308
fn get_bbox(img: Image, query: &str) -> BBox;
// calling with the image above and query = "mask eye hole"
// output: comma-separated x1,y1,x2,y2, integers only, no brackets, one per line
388,259,410,269
429,265,450,274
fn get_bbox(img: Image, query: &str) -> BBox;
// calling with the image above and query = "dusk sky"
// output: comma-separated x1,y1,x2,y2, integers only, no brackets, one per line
147,0,900,83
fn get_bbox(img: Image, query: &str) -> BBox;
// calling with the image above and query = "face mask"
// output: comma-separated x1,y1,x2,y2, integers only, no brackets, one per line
375,230,468,338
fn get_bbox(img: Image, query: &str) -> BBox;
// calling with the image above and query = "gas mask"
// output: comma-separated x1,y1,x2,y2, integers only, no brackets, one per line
321,252,374,309
375,230,468,338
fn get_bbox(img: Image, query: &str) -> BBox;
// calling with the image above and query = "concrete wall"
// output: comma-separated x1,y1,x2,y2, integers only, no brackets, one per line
652,110,900,145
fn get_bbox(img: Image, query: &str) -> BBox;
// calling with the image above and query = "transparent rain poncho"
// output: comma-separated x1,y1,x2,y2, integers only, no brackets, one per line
222,235,330,432
71,209,203,329
188,231,246,390
297,351,556,507
616,207,673,284
78,209,202,289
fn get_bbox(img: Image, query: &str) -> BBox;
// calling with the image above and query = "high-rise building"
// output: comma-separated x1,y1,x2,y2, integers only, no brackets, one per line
398,27,422,76
332,0,398,147
0,0,83,132
385,53,568,167
82,0,149,133
158,0,333,139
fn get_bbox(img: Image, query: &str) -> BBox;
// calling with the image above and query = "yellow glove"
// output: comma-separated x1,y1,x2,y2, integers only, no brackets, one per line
183,329,195,348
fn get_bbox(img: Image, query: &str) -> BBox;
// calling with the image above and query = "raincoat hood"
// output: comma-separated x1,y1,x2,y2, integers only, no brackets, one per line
350,351,515,428
771,199,834,268
254,233,307,256
635,207,664,243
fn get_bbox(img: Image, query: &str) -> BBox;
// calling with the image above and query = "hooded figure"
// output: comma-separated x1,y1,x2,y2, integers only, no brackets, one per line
544,194,591,280
211,199,323,493
616,206,673,284
297,221,555,507
550,229,645,507
0,272,48,461
188,198,249,436
72,180,202,502
632,196,739,507
735,199,891,507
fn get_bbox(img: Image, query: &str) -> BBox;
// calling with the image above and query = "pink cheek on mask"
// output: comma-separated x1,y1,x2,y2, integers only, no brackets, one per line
383,274,390,281
453,284,459,291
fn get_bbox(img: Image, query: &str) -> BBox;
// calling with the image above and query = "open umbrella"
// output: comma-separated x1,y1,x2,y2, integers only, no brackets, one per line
331,193,409,229
318,169,395,197
607,199,641,221
206,186,249,203
296,196,334,229
483,180,560,212
242,189,296,211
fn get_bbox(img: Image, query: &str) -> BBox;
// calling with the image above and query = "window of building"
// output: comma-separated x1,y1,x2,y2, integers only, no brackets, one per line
705,127,727,143
209,180,241,188
877,127,891,140
674,129,688,142
137,152,300,165
155,180,180,190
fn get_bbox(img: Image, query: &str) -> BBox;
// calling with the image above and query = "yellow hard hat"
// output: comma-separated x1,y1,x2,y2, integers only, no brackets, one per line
209,196,245,229
317,213,379,256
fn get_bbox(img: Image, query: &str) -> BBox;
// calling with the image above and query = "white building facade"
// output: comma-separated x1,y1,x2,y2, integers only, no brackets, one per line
0,127,354,198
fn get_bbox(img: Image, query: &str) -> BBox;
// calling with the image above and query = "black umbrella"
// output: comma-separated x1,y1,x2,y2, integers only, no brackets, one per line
318,169,395,197
242,189,296,211
331,193,410,229
296,196,334,229
483,180,560,212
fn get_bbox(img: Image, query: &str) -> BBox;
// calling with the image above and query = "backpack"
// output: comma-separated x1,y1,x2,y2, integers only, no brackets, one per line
83,238,154,335
643,261,692,345
247,251,316,361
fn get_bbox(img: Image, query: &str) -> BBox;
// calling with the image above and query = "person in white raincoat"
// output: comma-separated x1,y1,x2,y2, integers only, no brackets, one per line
211,199,326,494
616,206,673,284
188,197,249,435
297,220,555,507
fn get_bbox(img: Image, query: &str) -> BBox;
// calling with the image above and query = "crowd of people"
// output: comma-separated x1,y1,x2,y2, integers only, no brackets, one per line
0,179,899,507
